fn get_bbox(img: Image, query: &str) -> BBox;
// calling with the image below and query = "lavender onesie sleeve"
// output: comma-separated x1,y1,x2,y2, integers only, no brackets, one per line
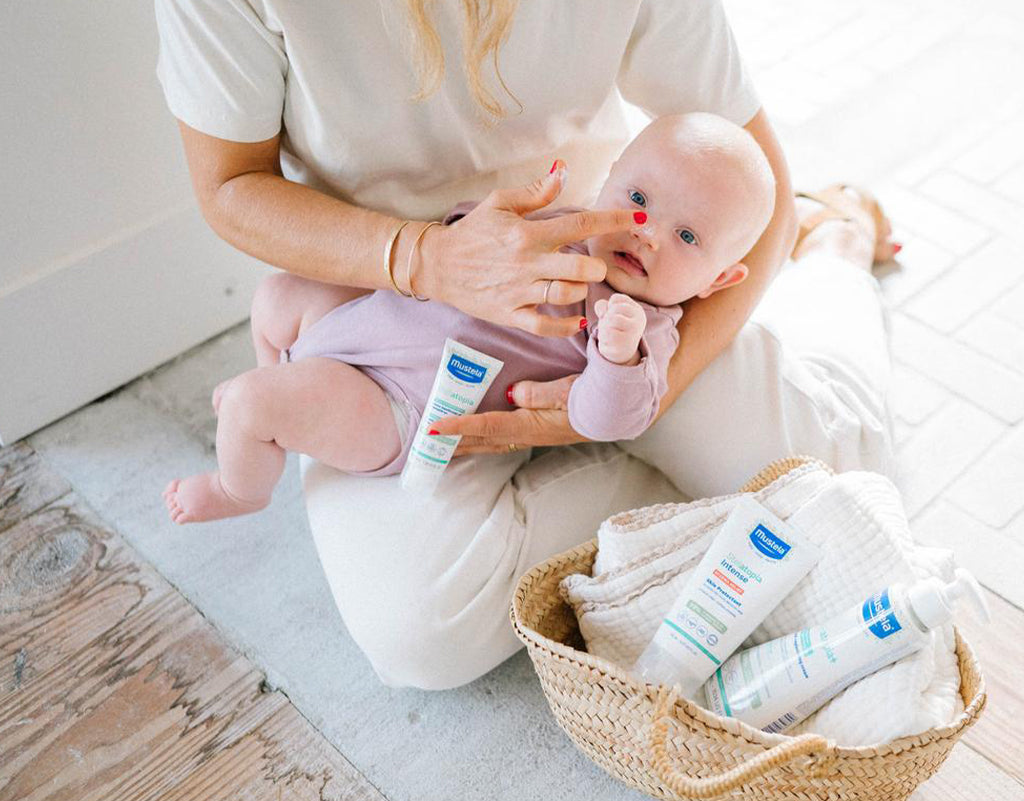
567,293,683,441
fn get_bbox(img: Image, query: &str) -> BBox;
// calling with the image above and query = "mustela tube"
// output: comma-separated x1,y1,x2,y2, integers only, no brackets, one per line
400,337,504,495
701,568,991,733
632,496,822,699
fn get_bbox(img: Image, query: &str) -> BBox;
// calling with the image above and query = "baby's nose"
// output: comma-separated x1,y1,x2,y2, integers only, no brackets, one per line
633,221,658,247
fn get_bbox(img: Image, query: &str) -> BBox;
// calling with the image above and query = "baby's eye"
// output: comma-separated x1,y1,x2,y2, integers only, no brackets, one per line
628,190,646,207
679,229,697,245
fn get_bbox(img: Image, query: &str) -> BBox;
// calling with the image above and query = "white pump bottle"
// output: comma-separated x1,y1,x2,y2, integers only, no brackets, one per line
701,568,991,733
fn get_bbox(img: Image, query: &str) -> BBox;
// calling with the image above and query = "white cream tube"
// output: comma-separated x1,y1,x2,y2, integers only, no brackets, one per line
632,496,822,699
400,337,504,495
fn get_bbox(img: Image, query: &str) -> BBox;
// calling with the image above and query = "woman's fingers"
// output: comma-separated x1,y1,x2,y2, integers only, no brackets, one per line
539,252,609,287
514,273,592,337
429,409,532,456
532,207,647,255
508,306,587,338
508,374,579,411
535,277,589,307
432,162,645,336
488,159,569,217
430,406,587,456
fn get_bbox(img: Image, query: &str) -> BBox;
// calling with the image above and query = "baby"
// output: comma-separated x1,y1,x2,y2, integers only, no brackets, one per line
163,112,776,524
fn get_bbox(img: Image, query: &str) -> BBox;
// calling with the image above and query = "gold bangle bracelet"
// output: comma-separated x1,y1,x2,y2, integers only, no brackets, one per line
384,219,414,296
406,221,439,302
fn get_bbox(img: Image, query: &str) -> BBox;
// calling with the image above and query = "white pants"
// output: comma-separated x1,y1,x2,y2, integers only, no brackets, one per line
299,253,895,690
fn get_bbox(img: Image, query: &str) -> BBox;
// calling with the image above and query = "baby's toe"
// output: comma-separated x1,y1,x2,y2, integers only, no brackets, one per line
170,497,190,523
163,482,188,523
163,480,179,503
166,498,182,523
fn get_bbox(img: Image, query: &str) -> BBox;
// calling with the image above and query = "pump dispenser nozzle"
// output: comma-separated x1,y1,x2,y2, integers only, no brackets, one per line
946,568,991,623
906,567,991,630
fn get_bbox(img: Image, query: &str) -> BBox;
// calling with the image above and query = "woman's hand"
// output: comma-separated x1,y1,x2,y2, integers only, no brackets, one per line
416,162,646,338
428,374,589,456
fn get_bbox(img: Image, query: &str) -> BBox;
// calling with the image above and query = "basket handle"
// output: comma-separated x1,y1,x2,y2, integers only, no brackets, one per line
650,686,834,800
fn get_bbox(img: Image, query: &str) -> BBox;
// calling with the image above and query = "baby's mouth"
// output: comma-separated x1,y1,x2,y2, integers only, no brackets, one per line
613,251,647,277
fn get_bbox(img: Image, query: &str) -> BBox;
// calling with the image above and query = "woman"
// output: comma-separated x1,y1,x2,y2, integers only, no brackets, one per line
155,0,896,689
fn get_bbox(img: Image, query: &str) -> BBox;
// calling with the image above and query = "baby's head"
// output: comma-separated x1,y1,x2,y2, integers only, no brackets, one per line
585,112,776,306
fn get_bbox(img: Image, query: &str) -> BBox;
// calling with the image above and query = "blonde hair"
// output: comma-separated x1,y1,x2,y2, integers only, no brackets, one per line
385,0,523,127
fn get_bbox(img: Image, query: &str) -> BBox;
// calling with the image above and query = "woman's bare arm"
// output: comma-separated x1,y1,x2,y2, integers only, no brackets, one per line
174,120,639,337
655,107,798,416
175,119,434,290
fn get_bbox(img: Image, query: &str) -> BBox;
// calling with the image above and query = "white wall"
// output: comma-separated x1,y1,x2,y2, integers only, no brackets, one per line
0,1,270,444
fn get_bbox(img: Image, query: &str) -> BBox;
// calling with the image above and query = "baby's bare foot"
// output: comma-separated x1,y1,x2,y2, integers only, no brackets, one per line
163,473,269,524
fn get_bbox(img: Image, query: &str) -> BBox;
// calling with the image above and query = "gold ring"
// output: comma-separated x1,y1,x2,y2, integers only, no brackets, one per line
542,279,553,305
507,442,519,453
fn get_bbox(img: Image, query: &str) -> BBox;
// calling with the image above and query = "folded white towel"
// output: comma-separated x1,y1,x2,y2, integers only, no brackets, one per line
559,463,963,746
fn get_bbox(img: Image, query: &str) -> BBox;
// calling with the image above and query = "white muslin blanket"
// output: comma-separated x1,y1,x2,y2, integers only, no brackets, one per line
559,462,964,746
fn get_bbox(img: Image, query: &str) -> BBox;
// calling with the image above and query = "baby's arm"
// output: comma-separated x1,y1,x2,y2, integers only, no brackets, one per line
567,296,682,441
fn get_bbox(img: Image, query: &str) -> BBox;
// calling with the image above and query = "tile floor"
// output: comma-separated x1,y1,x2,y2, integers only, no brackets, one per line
19,0,1024,798
726,0,1024,613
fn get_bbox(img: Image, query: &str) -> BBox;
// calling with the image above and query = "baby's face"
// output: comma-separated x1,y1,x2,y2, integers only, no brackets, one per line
584,116,773,307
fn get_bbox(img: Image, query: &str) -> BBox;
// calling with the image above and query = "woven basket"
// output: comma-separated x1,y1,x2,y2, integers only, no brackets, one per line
509,455,987,800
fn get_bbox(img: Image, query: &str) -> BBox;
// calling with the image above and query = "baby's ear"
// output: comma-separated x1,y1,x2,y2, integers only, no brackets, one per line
697,263,749,299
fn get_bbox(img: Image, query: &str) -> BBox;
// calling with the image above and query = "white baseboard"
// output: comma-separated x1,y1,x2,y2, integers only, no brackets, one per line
0,207,272,445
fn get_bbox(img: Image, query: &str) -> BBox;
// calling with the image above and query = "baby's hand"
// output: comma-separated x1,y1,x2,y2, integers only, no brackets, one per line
594,293,646,365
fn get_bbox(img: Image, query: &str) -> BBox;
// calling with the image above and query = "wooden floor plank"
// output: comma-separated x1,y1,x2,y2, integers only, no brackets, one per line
0,448,385,801
954,588,1024,781
0,442,71,534
911,743,1024,800
164,704,388,801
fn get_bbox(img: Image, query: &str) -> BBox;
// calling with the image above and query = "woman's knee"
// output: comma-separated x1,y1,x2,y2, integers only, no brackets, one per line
306,446,677,691
303,451,533,691
350,596,516,691
625,319,889,496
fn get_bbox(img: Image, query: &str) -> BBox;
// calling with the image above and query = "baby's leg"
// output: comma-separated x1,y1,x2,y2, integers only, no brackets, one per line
250,273,373,367
166,357,402,524
213,274,374,415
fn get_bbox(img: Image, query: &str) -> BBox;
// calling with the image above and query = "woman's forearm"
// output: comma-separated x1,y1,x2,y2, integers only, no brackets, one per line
660,204,793,408
657,108,798,414
208,171,437,290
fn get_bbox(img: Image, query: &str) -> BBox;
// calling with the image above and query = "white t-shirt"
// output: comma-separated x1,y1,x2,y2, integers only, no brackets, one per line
155,0,761,220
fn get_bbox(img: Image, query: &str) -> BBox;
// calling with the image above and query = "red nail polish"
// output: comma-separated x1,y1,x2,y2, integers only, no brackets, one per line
633,212,647,225
506,384,516,405
892,242,903,254
428,429,440,435
579,318,588,330
550,159,559,174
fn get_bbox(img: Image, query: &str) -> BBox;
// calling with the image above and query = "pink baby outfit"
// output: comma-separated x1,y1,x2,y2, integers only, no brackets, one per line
283,201,683,476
